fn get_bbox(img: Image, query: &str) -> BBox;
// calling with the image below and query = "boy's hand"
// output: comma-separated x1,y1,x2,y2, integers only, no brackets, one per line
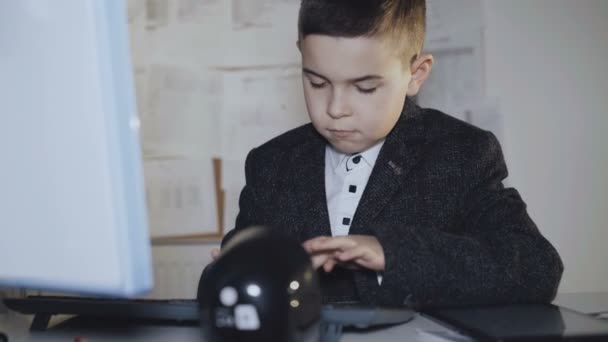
302,235,385,272
301,236,341,272
210,248,220,260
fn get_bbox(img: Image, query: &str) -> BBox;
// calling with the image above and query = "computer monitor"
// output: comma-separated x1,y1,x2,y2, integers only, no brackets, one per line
0,0,153,297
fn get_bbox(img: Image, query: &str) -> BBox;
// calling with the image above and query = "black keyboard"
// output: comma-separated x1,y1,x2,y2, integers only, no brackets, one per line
4,296,200,330
321,303,415,328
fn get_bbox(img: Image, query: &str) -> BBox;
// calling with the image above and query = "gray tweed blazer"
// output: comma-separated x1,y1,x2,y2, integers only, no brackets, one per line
221,99,563,308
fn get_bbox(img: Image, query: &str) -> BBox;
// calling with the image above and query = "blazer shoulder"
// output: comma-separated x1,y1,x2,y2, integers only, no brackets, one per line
420,107,499,148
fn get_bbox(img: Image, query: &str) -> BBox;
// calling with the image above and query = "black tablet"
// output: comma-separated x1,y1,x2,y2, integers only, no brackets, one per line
425,304,608,341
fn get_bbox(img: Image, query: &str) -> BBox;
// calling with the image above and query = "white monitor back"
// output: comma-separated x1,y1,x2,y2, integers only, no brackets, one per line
0,0,153,297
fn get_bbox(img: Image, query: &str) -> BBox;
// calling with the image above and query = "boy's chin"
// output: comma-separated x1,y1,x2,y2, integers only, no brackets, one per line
328,140,368,155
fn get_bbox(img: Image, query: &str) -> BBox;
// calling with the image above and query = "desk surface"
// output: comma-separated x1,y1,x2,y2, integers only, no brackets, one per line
2,313,454,342
2,292,607,342
553,292,608,315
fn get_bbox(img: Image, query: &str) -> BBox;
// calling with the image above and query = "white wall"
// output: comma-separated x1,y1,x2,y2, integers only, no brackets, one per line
483,0,608,292
148,244,217,299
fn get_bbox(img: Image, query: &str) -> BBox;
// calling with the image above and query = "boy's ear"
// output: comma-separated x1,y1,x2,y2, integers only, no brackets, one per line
296,39,301,52
406,53,434,96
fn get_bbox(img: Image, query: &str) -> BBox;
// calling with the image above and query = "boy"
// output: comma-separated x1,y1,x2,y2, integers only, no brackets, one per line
213,0,563,308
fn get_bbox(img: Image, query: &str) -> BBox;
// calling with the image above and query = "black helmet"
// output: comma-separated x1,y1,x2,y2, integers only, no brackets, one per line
198,226,322,342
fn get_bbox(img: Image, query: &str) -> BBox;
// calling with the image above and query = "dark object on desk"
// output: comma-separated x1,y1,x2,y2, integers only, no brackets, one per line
0,331,7,342
425,303,608,341
198,227,415,342
4,296,414,338
0,296,414,341
198,226,322,342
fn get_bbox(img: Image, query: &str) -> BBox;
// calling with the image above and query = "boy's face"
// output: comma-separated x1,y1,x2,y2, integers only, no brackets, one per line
299,34,424,154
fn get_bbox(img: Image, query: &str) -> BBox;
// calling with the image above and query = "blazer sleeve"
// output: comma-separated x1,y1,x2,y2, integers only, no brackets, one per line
364,132,564,308
220,148,262,248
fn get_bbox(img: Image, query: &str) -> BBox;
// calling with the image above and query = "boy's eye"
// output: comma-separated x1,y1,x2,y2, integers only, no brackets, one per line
309,81,327,89
357,86,377,94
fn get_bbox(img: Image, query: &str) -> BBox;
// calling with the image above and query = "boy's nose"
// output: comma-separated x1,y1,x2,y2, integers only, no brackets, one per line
327,91,351,119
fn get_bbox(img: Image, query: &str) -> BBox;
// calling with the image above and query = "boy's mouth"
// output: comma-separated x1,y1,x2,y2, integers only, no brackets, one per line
328,129,356,138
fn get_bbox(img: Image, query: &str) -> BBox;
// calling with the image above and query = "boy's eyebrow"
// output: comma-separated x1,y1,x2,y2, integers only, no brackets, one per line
302,68,383,83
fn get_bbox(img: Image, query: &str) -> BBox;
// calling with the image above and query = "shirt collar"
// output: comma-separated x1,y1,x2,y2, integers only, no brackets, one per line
326,140,385,174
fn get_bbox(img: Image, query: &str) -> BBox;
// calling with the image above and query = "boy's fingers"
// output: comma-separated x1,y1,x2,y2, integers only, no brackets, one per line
337,247,384,271
302,241,313,253
336,246,368,263
355,252,386,271
211,248,220,260
309,236,357,252
311,253,330,269
302,236,330,253
323,258,337,273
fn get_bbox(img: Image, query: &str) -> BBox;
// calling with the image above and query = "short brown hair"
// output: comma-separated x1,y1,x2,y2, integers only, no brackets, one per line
298,0,426,65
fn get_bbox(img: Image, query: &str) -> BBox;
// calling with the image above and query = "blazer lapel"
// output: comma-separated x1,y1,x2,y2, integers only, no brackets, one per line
286,128,332,242
349,100,427,234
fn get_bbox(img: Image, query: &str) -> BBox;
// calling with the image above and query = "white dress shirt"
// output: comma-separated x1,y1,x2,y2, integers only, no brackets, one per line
325,141,384,236
325,140,385,284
